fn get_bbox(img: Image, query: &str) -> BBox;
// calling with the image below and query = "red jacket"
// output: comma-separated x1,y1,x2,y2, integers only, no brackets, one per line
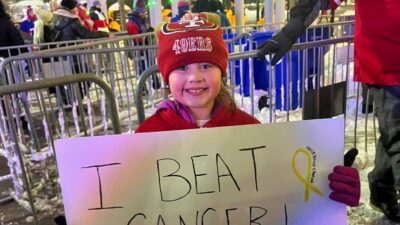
135,106,260,133
77,5,93,31
353,0,400,85
127,21,141,36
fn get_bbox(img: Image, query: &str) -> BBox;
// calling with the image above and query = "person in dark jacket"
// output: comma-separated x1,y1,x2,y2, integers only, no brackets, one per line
0,0,27,58
126,0,148,37
126,0,160,90
51,0,110,106
52,0,109,41
0,0,30,131
191,0,230,34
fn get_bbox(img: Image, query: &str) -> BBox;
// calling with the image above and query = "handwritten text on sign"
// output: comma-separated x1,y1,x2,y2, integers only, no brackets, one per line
55,119,346,225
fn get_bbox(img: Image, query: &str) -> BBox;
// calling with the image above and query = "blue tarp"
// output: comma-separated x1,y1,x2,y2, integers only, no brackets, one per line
234,27,330,110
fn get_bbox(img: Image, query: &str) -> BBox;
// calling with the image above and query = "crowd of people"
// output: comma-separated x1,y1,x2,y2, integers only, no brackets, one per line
1,0,399,224
6,0,119,44
5,0,244,45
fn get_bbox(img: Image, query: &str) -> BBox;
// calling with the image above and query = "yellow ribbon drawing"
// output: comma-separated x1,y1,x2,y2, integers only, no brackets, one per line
291,148,324,202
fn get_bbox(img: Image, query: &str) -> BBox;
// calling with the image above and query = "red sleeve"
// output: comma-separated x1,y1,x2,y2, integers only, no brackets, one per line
77,8,86,19
135,115,169,133
329,0,345,10
127,21,140,36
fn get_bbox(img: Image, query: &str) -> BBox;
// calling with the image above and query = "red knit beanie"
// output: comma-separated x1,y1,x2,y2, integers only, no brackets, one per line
157,14,228,85
135,0,146,13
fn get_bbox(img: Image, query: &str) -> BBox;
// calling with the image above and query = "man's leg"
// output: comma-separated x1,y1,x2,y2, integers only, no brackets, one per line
361,83,373,114
378,86,400,191
369,85,400,222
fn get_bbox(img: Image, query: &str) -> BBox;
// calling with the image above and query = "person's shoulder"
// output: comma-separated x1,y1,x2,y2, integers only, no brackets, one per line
1,18,14,27
53,10,79,24
135,111,170,133
1,19,18,34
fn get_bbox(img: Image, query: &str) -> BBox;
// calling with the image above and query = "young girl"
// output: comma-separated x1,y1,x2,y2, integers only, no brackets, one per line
135,14,360,208
135,13,259,132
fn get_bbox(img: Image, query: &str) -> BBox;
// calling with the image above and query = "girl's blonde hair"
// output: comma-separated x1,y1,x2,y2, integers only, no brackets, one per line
215,75,237,111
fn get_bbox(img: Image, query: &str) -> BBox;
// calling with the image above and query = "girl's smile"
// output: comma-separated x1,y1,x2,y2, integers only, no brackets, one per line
168,63,222,120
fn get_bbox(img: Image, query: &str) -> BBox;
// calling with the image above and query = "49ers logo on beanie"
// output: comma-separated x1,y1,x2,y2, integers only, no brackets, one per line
172,36,212,55
157,15,228,85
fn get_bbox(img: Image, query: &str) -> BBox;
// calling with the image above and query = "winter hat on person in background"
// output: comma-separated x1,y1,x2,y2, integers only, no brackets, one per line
177,0,189,13
61,0,78,10
26,6,38,21
134,0,146,13
93,0,101,6
156,13,227,85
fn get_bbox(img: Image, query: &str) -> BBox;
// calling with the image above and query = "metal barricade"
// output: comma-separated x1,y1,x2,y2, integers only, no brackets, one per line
0,74,120,225
0,19,379,223
222,23,276,36
0,21,358,133
0,38,106,58
0,42,163,133
134,34,376,160
0,32,161,223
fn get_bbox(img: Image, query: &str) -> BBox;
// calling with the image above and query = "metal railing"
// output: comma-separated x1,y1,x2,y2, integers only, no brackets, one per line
0,74,120,225
0,19,377,224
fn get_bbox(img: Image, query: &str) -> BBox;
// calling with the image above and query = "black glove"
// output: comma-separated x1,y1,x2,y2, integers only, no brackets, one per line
344,148,358,167
54,215,67,225
256,31,293,66
256,17,307,65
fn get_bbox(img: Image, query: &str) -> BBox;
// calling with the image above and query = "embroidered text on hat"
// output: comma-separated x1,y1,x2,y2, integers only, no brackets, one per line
157,15,228,85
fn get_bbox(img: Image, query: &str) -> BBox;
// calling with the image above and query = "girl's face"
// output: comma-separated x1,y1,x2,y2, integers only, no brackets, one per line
168,63,222,120
27,10,36,21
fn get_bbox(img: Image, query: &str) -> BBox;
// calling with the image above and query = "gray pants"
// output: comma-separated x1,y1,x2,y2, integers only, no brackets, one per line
368,85,400,191
362,83,373,106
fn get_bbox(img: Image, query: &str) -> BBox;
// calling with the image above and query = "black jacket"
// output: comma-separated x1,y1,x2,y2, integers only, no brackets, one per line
0,16,26,58
52,7,108,41
256,0,322,63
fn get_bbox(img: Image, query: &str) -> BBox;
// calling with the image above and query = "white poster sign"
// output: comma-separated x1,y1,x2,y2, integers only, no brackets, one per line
55,118,346,225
